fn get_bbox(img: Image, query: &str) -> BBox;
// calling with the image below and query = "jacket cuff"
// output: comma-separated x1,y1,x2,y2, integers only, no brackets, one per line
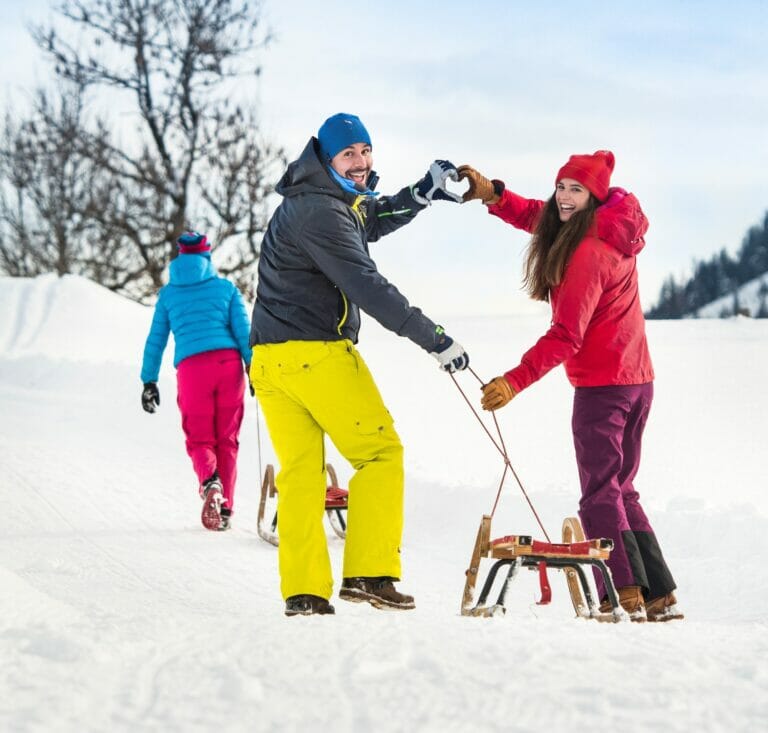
503,369,524,393
409,185,430,208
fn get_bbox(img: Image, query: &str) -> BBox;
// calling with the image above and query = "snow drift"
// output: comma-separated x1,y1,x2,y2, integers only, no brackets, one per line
1,274,766,732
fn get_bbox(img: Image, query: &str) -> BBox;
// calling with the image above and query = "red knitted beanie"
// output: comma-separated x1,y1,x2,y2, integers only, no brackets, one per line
556,150,615,201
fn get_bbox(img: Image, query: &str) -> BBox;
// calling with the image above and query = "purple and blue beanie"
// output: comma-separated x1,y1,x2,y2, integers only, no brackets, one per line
317,113,371,160
177,231,211,254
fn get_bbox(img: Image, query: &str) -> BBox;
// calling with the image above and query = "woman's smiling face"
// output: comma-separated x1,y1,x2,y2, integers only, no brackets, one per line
555,178,590,222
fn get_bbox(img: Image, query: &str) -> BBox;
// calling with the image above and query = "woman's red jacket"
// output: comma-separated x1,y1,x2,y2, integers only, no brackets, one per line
487,187,654,392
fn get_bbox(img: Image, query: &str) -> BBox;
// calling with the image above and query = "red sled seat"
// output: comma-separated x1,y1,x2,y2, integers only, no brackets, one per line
257,463,348,546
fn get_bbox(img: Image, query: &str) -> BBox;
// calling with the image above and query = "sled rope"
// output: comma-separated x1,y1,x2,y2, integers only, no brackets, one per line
450,367,551,542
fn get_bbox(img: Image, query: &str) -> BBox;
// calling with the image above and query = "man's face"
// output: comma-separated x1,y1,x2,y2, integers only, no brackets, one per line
329,142,373,186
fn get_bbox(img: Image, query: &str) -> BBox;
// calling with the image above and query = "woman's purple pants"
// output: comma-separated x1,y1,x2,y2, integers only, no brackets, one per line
572,383,676,600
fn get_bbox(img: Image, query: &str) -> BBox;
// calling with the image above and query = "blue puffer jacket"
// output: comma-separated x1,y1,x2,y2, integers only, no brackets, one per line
140,254,251,383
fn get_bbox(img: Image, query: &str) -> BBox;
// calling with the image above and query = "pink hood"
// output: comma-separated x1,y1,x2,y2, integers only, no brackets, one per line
595,187,649,257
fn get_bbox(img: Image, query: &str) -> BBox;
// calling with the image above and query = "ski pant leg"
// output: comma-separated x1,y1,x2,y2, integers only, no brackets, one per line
618,383,676,599
250,343,333,601
573,385,649,597
212,351,246,513
617,383,653,533
176,352,218,489
251,339,405,593
312,343,404,581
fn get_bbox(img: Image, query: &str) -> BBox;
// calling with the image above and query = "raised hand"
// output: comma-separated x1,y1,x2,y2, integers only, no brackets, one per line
457,165,502,205
412,160,463,204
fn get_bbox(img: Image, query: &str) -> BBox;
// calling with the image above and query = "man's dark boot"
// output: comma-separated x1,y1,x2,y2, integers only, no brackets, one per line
339,577,415,610
284,594,335,617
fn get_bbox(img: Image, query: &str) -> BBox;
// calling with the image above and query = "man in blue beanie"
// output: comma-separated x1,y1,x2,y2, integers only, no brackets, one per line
249,112,468,617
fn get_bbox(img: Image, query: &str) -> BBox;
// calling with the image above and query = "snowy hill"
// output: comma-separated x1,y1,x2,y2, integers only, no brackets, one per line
1,274,767,732
695,272,768,319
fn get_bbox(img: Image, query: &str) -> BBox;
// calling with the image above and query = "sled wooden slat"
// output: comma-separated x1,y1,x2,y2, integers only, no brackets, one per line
257,463,348,546
461,515,492,613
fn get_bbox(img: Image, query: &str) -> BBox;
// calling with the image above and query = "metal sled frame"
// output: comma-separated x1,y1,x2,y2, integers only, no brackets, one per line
257,463,348,547
461,515,626,621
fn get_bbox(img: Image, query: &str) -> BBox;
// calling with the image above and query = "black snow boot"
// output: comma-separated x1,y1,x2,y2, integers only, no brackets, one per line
339,577,415,610
284,594,336,617
219,506,232,531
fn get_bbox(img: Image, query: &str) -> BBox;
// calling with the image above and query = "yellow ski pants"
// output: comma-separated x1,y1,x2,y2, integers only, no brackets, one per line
250,340,404,600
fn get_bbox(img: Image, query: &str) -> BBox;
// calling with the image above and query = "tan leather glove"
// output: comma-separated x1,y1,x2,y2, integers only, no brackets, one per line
457,165,500,205
481,376,516,411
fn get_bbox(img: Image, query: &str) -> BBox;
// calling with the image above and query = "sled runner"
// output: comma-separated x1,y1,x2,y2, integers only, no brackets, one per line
460,514,626,621
257,463,348,546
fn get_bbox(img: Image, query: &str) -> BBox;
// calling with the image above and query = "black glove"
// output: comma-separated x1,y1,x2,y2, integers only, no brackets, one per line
430,326,470,373
141,382,160,413
412,160,463,205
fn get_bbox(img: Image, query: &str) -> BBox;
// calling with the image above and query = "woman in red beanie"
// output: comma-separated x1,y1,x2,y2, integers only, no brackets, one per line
458,152,682,622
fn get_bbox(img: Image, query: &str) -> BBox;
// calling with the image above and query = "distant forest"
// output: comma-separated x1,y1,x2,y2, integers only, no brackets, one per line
646,210,768,319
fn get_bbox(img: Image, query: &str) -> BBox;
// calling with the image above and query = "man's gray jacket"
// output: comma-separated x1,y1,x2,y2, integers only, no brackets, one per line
249,138,441,352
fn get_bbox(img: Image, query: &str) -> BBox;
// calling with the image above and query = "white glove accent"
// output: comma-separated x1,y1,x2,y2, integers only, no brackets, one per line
430,339,470,373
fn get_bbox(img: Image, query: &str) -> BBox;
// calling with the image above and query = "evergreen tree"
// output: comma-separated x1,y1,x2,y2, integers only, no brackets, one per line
757,280,768,319
647,211,768,318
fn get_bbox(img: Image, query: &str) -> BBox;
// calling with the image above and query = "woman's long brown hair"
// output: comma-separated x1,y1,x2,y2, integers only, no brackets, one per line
522,194,598,302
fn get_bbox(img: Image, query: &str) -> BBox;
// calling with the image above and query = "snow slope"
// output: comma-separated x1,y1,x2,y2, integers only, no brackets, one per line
1,274,767,732
695,272,768,319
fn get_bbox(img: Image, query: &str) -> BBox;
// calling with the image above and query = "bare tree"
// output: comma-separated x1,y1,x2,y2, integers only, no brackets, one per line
26,0,283,301
0,82,120,280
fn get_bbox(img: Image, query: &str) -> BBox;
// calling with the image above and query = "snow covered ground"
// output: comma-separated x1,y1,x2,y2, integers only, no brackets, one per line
1,274,767,732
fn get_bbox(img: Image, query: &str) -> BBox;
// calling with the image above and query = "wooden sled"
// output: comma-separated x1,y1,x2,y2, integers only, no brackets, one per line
257,463,348,547
460,514,626,621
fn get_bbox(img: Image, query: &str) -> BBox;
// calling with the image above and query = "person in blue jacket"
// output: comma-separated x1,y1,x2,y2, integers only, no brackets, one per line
140,231,252,531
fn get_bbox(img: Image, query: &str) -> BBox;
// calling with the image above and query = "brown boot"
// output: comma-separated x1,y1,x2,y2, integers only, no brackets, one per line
600,585,647,622
646,592,684,622
339,577,415,610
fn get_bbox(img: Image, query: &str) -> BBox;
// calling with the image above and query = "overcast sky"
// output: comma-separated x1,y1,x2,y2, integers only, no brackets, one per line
2,0,767,316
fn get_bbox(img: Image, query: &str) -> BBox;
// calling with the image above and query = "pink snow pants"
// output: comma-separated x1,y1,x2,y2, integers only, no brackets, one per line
176,349,245,512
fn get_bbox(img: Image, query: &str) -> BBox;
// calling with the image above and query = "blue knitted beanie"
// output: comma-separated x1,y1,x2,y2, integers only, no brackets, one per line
317,113,371,160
